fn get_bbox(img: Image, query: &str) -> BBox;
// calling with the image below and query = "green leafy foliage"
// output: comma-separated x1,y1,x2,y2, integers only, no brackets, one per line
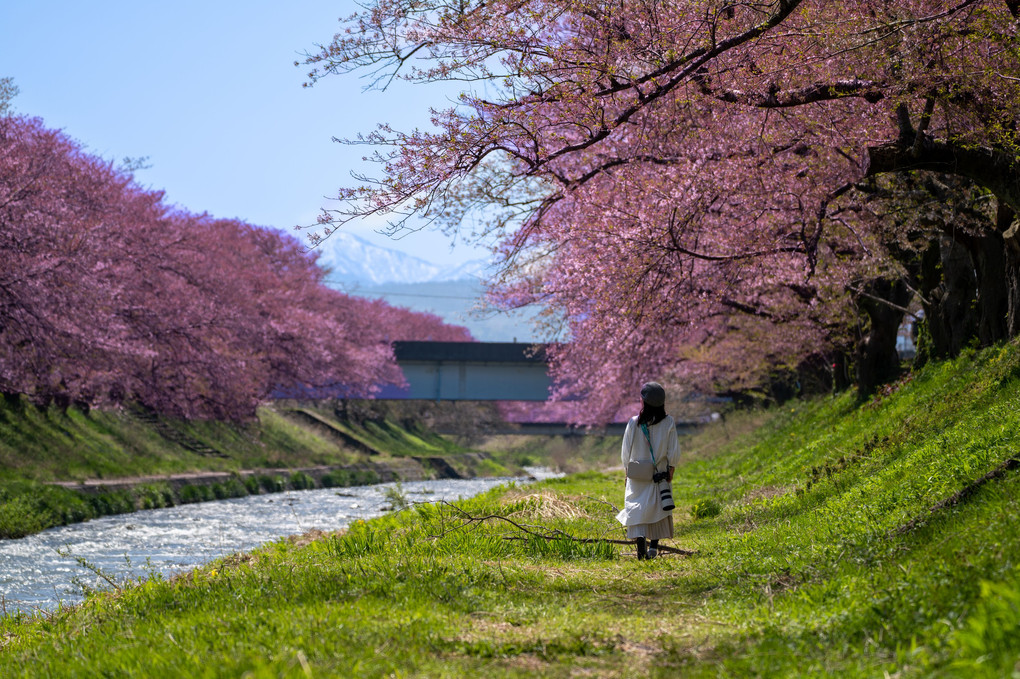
289,471,315,490
689,497,721,520
946,571,1020,675
0,481,92,538
382,482,410,511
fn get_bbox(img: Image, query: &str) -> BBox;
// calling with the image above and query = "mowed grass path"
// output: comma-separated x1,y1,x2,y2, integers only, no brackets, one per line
3,342,1020,677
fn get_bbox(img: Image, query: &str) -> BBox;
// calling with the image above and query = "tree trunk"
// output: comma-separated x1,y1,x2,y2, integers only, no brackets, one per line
1006,243,1020,338
830,350,852,392
966,230,1009,346
999,204,1020,338
854,277,912,396
918,235,979,360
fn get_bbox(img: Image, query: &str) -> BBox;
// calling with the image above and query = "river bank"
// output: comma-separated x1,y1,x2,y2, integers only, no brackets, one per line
0,397,618,539
2,474,548,613
3,341,1020,676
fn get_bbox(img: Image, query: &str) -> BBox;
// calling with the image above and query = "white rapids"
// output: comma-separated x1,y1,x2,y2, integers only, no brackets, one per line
0,468,562,615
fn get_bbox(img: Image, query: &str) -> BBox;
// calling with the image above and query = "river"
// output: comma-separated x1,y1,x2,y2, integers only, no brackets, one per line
0,470,560,616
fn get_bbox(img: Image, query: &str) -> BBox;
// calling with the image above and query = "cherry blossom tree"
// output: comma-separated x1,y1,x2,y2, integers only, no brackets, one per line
0,114,472,420
0,115,146,408
304,0,1020,419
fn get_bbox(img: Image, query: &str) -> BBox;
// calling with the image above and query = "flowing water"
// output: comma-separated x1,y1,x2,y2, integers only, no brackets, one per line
0,469,561,616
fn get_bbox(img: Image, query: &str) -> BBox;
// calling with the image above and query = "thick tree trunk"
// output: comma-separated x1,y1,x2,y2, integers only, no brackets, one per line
918,236,979,360
966,231,1009,346
855,277,912,396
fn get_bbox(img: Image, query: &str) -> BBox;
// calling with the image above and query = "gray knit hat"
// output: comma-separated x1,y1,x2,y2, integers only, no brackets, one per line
640,382,666,407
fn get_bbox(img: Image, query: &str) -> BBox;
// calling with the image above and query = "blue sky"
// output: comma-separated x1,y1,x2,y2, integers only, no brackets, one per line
0,0,491,268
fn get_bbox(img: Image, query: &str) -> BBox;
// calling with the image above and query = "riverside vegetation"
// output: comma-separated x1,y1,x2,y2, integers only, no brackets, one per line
3,341,1020,676
0,399,540,540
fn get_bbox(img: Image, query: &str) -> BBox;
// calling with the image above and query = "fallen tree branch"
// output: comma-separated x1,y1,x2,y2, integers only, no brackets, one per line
583,495,620,513
502,536,696,556
432,500,697,556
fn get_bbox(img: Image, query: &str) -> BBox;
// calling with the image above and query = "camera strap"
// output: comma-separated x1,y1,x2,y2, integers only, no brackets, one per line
639,422,660,471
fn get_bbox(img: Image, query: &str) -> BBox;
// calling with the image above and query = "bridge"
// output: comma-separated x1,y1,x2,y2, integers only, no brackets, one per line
375,341,706,435
379,341,552,401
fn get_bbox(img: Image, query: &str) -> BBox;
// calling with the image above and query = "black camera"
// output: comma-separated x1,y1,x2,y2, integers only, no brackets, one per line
652,470,669,483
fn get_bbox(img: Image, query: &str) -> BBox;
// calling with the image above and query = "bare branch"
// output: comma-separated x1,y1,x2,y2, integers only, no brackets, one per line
431,501,696,556
695,78,886,108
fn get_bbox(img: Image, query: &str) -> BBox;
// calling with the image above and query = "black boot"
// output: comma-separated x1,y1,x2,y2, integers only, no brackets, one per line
647,539,659,560
636,537,647,560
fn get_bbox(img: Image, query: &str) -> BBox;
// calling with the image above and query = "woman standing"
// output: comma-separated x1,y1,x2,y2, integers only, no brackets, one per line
616,382,680,560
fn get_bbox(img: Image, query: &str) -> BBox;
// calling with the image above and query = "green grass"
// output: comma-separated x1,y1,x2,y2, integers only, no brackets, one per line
0,399,521,538
3,341,1020,676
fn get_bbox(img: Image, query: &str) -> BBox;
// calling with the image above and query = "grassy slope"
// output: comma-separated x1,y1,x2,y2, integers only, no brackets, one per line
3,342,1020,676
0,402,356,483
0,400,523,539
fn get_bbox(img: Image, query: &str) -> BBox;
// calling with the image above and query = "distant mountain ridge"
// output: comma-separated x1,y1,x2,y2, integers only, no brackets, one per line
314,232,489,286
350,280,547,343
313,232,550,342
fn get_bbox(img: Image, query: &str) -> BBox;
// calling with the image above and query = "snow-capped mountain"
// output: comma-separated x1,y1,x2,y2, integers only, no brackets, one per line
351,279,549,342
312,232,548,341
440,257,491,282
314,231,489,286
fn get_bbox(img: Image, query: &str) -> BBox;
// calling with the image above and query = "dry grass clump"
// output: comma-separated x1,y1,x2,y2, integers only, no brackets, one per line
284,528,337,548
501,491,591,520
738,484,795,505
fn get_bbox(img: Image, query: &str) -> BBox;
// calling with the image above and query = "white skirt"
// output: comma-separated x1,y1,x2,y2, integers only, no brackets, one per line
626,514,674,540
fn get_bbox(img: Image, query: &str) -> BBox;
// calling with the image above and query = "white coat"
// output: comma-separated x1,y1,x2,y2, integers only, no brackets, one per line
615,415,680,527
